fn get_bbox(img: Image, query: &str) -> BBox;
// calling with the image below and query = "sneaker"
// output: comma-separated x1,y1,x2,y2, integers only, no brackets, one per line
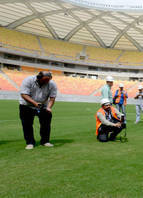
25,144,34,150
43,142,54,147
134,121,139,124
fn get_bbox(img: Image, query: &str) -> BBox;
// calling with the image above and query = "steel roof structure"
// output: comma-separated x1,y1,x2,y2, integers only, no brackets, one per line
1,0,143,51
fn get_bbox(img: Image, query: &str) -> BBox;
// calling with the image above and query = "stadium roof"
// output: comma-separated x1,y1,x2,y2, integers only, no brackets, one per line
64,0,143,11
1,0,143,51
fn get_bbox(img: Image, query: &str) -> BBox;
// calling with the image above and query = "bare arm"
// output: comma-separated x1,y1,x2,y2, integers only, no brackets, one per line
97,111,122,128
46,97,55,112
21,94,39,107
97,112,116,127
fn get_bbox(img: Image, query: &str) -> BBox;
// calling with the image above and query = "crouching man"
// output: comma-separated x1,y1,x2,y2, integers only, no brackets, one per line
95,98,126,142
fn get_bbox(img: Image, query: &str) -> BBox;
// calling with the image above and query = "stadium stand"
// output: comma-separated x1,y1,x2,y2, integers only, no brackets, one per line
0,27,41,54
86,46,122,62
39,37,83,59
0,69,139,98
0,72,18,91
1,27,143,66
118,51,143,65
21,66,64,76
53,76,104,95
2,68,38,87
127,83,142,98
94,80,138,97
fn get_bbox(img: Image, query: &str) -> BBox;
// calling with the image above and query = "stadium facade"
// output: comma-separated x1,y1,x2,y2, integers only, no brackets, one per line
0,0,143,102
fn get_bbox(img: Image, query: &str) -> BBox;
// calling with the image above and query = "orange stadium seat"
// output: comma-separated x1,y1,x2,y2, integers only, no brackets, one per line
53,76,104,96
2,69,34,87
0,73,17,91
0,69,140,98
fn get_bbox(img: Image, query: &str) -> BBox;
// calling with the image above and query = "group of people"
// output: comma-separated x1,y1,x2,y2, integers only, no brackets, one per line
19,72,143,148
96,76,127,142
96,76,143,142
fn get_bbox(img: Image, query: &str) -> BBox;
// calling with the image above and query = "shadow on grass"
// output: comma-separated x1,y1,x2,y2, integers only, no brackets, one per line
35,139,74,147
0,139,23,145
51,139,74,147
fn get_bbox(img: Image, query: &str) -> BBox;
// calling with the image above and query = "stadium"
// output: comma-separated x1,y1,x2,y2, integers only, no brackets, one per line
1,0,143,197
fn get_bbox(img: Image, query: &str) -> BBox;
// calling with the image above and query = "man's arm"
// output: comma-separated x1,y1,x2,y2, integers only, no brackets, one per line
46,97,55,112
21,94,39,107
46,81,57,112
97,112,118,127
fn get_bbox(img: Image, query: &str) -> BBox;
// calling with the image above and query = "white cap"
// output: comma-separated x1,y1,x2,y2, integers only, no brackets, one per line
119,83,124,88
138,85,143,90
106,76,114,82
101,98,110,105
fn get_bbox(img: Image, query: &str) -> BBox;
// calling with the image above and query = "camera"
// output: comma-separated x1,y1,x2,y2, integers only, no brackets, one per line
121,115,126,129
121,115,125,122
36,104,45,115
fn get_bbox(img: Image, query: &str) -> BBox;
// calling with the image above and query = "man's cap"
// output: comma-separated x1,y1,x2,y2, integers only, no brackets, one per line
101,98,110,105
106,76,114,82
119,83,124,88
138,85,143,90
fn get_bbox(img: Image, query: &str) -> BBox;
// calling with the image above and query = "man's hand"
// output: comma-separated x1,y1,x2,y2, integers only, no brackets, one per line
21,94,42,108
35,103,42,108
46,97,55,113
114,122,121,128
46,107,52,113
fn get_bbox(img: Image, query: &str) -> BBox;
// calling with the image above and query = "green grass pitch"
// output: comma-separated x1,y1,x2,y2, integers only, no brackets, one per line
0,100,143,198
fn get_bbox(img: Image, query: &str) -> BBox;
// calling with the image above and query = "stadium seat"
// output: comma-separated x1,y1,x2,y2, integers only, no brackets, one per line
0,27,40,53
39,37,83,59
0,73,18,91
86,46,122,62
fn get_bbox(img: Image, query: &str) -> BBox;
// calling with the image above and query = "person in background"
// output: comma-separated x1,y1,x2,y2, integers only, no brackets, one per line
134,85,143,124
101,76,114,104
95,98,125,142
19,71,57,150
113,83,128,122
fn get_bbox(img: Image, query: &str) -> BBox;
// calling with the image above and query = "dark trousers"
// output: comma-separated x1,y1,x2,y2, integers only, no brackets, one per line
97,124,123,142
19,105,52,145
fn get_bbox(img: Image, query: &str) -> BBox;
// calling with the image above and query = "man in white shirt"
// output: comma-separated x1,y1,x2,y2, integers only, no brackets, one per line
19,71,57,149
134,85,143,124
101,76,114,104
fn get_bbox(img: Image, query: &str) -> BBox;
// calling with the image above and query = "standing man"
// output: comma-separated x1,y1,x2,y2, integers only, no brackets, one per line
134,85,143,124
113,83,128,121
95,98,125,142
19,71,57,149
101,76,114,104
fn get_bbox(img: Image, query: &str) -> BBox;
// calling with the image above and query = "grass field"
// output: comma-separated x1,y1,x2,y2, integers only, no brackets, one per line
0,100,143,198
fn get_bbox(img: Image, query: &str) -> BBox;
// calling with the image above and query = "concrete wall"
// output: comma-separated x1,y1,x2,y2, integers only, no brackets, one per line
0,90,137,104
